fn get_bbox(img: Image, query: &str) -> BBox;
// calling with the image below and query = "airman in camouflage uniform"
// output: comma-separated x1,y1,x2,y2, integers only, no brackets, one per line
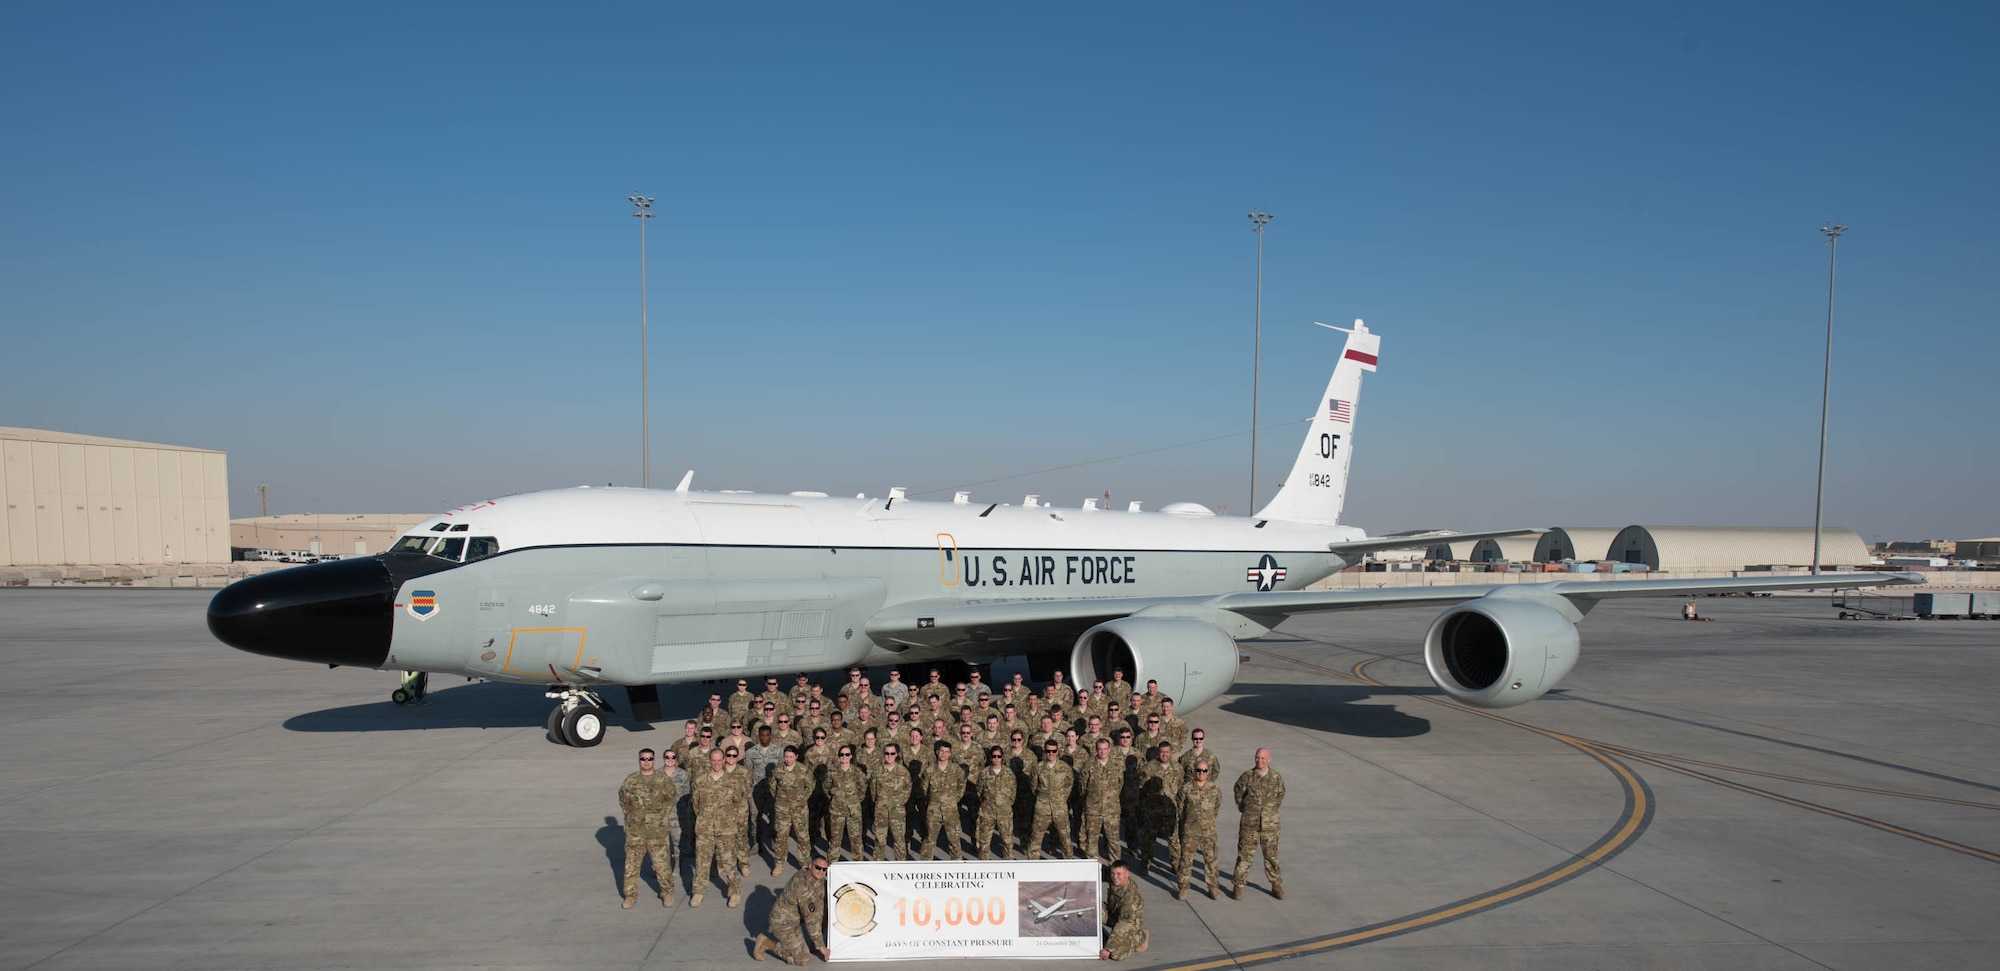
727,678,757,724
1231,747,1285,900
690,748,742,908
618,749,678,908
1174,756,1223,899
822,745,867,861
1026,741,1076,859
1104,670,1134,711
971,746,1018,859
1073,737,1122,863
1176,729,1219,783
869,744,912,859
1099,860,1148,961
768,746,815,876
919,743,968,860
1046,669,1076,712
724,746,754,874
753,854,830,965
746,726,785,859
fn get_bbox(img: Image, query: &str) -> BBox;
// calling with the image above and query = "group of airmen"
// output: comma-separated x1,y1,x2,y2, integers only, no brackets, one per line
617,664,1287,963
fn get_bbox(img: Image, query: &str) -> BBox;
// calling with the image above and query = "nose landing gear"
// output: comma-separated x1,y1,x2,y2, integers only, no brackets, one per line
546,685,614,747
391,671,430,706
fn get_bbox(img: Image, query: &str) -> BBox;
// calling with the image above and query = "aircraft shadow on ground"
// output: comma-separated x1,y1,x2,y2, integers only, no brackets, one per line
282,681,573,733
1220,682,1433,738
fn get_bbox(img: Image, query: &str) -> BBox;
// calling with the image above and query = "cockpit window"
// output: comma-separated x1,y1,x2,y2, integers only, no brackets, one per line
466,536,500,562
390,536,433,554
434,537,465,561
392,533,499,562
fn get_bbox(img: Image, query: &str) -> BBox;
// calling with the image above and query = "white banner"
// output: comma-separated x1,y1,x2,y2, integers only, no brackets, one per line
825,859,1102,961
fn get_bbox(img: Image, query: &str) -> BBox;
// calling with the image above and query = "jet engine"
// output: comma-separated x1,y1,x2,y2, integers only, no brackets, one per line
1422,597,1580,708
1070,617,1240,713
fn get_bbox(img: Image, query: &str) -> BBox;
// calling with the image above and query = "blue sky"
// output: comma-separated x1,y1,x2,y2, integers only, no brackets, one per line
3,2,1993,542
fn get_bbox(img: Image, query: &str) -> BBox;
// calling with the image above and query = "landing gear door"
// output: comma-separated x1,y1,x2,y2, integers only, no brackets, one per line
936,533,961,588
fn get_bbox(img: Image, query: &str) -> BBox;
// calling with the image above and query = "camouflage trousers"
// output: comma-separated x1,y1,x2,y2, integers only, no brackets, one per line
972,808,1016,859
1105,920,1146,961
1233,819,1281,892
1176,825,1220,892
1026,803,1072,859
693,831,741,897
920,802,964,859
770,917,814,965
827,805,864,861
870,813,907,860
1077,812,1119,863
772,804,811,870
622,835,674,900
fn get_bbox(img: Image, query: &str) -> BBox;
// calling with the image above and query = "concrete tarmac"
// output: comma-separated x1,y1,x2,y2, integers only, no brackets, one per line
1,589,1995,970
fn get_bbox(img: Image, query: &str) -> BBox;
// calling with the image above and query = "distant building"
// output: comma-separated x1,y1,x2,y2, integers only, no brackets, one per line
1605,526,1870,571
231,514,431,558
1955,538,2000,563
1533,527,1620,563
1,427,230,566
1470,536,1541,563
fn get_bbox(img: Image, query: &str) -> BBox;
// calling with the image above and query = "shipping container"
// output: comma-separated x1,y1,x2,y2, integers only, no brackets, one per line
1967,592,2000,618
1914,592,1972,617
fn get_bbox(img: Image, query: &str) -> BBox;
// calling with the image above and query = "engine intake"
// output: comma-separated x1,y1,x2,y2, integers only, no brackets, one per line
1070,617,1240,713
1423,598,1579,708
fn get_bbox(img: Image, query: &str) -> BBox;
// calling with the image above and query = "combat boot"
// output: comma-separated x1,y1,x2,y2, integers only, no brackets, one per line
1175,886,1187,901
727,890,743,908
772,862,785,877
1272,885,1285,900
1230,881,1243,900
689,892,704,908
1138,930,1149,953
662,893,674,908
752,934,775,961
621,895,637,909
1207,883,1221,900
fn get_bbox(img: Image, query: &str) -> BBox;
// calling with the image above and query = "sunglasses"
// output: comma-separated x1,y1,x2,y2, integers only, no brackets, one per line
812,864,829,873
639,756,655,761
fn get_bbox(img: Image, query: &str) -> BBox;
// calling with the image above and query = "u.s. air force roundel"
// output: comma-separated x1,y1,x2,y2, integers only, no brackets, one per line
1245,555,1287,592
407,590,439,621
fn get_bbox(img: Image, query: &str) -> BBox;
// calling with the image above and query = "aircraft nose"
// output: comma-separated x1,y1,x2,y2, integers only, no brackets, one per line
207,557,395,668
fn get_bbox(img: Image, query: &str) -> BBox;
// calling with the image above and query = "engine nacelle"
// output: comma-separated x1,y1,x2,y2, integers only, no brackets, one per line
1070,617,1240,713
1423,598,1580,708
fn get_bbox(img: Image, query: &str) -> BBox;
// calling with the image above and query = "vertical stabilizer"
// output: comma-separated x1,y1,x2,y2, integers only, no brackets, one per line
1251,320,1379,526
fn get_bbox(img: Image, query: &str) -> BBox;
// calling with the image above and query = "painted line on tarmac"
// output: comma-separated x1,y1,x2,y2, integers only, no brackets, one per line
1133,648,1655,971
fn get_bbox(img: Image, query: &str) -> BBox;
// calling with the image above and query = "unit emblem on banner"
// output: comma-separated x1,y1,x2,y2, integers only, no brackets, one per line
832,882,878,936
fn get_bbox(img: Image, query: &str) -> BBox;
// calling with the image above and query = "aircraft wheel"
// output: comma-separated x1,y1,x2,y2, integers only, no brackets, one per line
563,705,607,747
392,688,412,705
547,706,569,744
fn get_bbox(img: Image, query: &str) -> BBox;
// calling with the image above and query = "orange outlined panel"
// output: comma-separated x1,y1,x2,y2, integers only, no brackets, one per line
503,627,587,679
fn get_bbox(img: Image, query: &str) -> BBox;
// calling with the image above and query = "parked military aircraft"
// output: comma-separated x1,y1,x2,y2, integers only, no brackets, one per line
1027,897,1094,924
208,320,1918,747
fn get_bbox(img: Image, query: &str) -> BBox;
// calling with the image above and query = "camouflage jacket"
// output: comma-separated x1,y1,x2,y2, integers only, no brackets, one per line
922,760,967,808
772,868,828,951
1176,779,1221,833
1233,768,1285,825
770,761,816,811
973,763,1016,813
619,770,678,837
1031,758,1075,805
1076,758,1121,814
869,760,912,810
821,762,866,807
691,771,736,834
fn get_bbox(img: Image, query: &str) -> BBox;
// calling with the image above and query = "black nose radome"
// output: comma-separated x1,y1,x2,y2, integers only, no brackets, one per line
208,557,395,668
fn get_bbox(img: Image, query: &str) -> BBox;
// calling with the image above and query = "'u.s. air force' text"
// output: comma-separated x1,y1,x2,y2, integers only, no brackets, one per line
959,553,1137,587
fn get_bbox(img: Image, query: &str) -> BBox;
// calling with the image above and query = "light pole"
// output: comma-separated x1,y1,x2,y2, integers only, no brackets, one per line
307,496,321,556
1247,209,1273,513
1812,222,1847,576
630,193,656,489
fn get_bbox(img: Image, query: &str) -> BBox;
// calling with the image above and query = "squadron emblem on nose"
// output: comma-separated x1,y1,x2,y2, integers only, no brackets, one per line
407,590,439,620
1245,555,1287,592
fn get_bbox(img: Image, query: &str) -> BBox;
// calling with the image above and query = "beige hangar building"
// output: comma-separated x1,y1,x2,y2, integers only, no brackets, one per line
1,427,231,567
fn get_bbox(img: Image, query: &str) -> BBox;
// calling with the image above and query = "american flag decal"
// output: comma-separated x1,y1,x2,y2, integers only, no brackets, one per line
1328,398,1352,423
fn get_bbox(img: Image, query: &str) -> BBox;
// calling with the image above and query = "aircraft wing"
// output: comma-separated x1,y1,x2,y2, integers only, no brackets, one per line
864,572,1924,649
1326,528,1546,561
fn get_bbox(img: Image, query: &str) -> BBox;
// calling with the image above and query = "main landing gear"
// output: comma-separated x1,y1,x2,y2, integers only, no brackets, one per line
546,686,614,747
391,671,429,706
